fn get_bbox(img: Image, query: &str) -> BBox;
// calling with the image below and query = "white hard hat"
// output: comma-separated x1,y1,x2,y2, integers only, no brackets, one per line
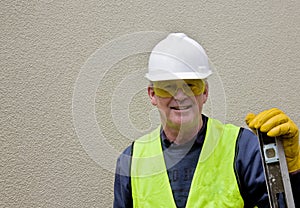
145,33,212,81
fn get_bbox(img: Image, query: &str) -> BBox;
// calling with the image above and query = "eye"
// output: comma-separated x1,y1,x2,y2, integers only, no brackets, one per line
163,84,176,90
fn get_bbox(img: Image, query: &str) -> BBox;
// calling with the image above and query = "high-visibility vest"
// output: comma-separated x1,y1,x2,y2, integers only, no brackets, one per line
131,118,244,207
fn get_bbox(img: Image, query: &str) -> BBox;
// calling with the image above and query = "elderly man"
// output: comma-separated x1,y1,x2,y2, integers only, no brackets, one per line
114,33,300,207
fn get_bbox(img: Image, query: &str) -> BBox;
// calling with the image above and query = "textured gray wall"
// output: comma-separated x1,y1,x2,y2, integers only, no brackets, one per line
1,0,299,207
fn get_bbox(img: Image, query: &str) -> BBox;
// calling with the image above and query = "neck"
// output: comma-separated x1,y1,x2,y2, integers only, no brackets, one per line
163,119,203,145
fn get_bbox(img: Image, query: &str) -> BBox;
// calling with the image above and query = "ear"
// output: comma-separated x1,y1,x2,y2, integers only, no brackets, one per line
202,84,209,104
148,86,158,106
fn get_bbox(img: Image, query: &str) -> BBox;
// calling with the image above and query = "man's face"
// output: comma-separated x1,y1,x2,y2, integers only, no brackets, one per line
148,79,208,131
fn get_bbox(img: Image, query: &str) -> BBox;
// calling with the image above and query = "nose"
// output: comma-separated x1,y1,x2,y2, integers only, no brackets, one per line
173,88,188,100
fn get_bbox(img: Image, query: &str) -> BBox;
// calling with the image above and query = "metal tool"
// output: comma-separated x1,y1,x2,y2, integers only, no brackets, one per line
257,130,295,208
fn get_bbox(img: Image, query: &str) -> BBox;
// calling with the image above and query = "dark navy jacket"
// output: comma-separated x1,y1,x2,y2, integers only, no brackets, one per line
114,115,300,208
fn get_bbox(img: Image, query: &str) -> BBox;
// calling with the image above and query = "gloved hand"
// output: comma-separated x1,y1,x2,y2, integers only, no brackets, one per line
245,108,300,173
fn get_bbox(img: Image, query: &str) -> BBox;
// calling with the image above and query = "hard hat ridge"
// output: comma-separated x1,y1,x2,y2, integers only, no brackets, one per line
145,33,212,81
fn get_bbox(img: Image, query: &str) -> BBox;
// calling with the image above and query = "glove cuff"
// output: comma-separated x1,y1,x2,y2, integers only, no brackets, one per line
287,151,300,173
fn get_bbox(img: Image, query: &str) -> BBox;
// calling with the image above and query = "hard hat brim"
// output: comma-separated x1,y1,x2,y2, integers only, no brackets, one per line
145,70,212,81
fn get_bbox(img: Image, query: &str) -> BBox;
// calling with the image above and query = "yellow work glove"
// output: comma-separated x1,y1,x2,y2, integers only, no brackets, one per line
245,108,300,173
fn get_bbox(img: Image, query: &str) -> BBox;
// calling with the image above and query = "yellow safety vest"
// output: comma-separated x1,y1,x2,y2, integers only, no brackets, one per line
131,118,244,207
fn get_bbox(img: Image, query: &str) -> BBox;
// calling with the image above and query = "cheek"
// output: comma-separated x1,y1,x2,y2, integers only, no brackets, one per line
194,95,206,109
155,97,172,111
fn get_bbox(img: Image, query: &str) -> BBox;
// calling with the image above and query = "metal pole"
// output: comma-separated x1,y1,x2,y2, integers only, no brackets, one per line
257,130,295,208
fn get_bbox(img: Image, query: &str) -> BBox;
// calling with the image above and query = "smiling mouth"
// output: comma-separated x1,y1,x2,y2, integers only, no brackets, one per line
171,105,192,110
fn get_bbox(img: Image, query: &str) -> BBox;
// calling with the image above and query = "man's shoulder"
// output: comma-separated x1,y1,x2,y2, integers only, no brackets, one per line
120,144,132,157
239,127,258,143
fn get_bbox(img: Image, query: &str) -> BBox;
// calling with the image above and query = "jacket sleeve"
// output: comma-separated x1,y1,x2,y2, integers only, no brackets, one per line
235,128,269,207
290,171,300,207
113,145,133,208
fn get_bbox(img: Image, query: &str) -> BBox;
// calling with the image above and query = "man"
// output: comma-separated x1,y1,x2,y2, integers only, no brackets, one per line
114,33,300,207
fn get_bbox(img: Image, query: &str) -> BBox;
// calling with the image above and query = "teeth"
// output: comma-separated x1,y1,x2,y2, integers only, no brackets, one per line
174,106,189,110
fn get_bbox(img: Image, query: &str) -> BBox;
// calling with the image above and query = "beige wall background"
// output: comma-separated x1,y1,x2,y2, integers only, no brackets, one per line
1,0,299,207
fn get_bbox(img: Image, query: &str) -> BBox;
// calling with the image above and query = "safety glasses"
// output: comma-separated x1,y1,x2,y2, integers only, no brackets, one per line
153,79,205,98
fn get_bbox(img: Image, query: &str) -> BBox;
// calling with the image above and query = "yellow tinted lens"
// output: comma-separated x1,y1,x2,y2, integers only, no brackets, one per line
184,79,205,96
153,81,177,97
153,79,205,98
181,82,195,96
153,88,173,97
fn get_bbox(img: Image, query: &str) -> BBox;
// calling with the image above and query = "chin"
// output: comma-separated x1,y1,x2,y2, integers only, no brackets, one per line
168,117,199,130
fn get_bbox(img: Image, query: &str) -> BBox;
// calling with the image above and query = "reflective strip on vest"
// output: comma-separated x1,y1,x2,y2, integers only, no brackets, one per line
131,118,244,207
